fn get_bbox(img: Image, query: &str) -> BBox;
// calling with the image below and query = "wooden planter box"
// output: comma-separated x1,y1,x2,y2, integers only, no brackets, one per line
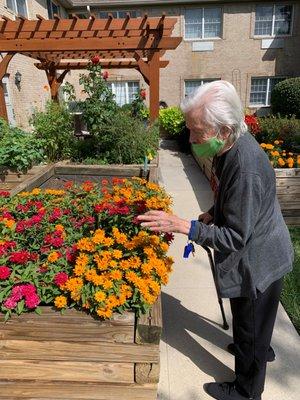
0,161,162,399
0,298,162,400
192,149,300,226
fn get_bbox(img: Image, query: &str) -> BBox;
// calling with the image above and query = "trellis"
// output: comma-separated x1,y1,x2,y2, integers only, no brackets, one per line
0,13,182,122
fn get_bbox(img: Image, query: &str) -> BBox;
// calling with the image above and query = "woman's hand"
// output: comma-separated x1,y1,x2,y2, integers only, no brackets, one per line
137,210,191,235
198,212,213,225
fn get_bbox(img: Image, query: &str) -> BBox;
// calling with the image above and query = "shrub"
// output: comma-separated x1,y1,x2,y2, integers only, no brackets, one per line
256,115,300,153
79,62,118,135
271,77,300,118
100,111,159,164
159,106,185,136
30,101,74,162
0,124,45,172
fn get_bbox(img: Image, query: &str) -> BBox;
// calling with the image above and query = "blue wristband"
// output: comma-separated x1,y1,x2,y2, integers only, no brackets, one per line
188,220,197,241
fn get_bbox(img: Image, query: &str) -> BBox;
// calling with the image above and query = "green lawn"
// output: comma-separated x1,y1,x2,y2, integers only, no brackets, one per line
280,227,300,334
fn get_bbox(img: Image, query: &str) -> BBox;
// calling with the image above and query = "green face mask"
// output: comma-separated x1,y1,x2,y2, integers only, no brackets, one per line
192,136,225,158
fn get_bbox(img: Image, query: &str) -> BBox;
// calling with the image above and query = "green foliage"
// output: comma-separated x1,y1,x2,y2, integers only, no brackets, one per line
99,110,159,164
30,101,74,162
281,227,300,334
0,125,45,172
130,90,149,122
271,77,300,118
159,106,185,136
79,63,118,135
256,115,300,152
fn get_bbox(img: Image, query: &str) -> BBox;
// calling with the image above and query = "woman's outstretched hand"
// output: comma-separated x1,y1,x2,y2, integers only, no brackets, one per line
137,210,191,235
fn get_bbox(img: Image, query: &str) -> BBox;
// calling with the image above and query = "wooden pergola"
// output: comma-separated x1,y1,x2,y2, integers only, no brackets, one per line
0,14,182,122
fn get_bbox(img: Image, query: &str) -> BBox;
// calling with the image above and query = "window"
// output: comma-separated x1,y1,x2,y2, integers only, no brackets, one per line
250,77,285,106
108,81,140,106
99,10,137,19
255,4,293,36
185,79,218,97
185,8,222,39
6,0,27,17
47,0,61,19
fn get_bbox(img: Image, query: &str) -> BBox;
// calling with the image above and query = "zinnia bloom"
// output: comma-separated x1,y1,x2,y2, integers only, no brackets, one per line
0,265,11,280
54,295,67,309
54,272,69,287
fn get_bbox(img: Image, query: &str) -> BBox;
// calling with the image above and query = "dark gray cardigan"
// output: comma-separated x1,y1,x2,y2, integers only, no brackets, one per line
189,132,294,298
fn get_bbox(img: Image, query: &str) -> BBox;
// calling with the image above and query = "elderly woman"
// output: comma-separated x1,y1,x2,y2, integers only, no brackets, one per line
137,81,293,400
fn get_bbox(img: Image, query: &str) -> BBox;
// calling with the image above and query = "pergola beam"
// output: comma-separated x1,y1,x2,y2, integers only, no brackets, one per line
35,60,169,70
0,37,181,52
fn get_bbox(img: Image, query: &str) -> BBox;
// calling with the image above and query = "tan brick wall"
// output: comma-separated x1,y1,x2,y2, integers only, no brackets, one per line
1,1,300,127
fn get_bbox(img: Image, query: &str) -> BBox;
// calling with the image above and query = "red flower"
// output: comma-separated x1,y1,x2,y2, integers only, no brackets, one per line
245,115,260,135
164,232,174,244
9,250,31,264
102,71,109,80
48,208,63,223
0,241,16,256
54,272,69,287
140,89,146,100
101,179,109,186
82,180,94,192
0,266,11,280
91,55,100,64
0,191,10,197
64,181,74,189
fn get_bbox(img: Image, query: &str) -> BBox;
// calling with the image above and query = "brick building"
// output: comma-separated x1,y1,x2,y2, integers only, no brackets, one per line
1,0,300,128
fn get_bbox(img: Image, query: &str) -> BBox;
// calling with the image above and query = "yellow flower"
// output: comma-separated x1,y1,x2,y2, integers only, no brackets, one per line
77,238,95,252
274,140,280,145
31,188,41,196
112,249,123,259
278,158,285,167
97,307,113,319
48,251,60,263
54,295,67,309
260,143,267,148
265,144,274,150
110,269,122,281
3,219,15,229
94,291,106,302
45,189,65,196
271,151,279,157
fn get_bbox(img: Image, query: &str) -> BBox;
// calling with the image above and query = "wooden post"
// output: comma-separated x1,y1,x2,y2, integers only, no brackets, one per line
148,52,160,122
46,64,69,102
0,53,15,121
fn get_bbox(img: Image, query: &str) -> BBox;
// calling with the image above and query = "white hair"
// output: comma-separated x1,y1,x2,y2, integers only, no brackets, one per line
181,80,247,141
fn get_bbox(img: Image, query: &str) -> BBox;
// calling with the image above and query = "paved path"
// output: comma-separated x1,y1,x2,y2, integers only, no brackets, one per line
157,140,300,400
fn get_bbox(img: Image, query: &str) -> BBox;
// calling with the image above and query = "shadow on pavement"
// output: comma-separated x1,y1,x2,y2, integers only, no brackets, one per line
161,292,235,382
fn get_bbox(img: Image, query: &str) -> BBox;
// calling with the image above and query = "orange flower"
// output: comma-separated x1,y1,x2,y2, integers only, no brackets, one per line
54,295,67,309
48,251,60,263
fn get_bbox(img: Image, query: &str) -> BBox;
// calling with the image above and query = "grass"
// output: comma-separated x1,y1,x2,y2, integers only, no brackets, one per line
280,227,300,334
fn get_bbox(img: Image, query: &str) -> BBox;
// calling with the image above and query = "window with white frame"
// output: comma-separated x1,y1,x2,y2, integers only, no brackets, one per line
6,0,27,17
250,77,285,106
185,8,222,39
254,4,293,36
99,10,137,19
108,81,140,106
185,79,219,97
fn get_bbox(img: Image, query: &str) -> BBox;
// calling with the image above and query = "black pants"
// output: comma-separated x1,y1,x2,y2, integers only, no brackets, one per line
230,278,283,398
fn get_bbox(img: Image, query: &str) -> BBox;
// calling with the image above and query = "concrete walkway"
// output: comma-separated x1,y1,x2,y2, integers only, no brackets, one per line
157,140,300,400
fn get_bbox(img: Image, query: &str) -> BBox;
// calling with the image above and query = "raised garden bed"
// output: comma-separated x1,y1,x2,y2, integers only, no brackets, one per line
192,150,300,226
0,160,163,400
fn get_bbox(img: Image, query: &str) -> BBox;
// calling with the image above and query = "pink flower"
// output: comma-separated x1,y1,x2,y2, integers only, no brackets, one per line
25,293,40,309
0,266,11,280
54,272,69,286
3,297,17,309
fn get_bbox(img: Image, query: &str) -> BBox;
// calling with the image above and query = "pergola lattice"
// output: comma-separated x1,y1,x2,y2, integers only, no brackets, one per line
0,14,182,122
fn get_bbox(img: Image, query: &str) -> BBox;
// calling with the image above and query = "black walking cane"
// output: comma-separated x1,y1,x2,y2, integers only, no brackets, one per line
202,245,229,330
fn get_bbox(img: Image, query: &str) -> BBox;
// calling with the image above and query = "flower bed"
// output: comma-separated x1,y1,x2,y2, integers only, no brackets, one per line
0,177,173,320
0,175,171,399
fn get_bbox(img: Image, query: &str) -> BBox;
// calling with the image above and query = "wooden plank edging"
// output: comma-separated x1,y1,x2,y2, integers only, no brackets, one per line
9,165,55,196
